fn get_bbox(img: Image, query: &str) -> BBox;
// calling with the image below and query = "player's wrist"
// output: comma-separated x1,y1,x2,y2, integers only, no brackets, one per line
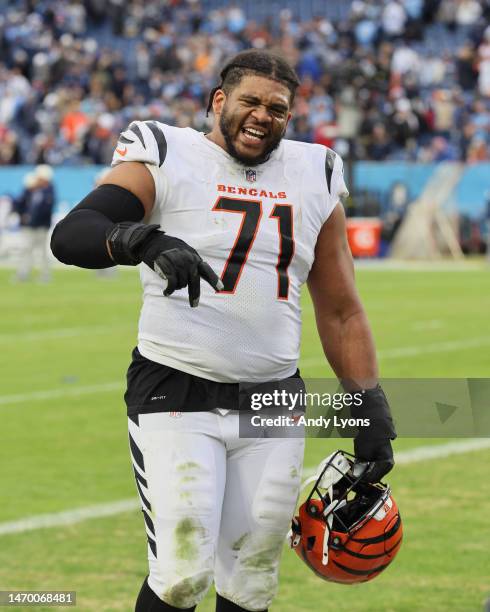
351,384,396,461
137,232,199,269
105,222,161,266
354,436,393,462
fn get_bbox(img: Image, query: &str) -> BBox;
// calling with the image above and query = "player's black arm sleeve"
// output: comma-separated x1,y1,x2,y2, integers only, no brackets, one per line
51,183,222,306
50,184,145,269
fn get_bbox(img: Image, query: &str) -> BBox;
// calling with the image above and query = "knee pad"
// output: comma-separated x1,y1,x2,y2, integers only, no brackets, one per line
135,576,196,611
153,571,212,610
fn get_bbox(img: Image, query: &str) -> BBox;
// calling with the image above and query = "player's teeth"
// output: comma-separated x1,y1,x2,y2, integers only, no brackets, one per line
244,128,264,138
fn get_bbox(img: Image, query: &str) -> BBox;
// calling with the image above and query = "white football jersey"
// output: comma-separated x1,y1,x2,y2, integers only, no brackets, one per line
112,121,348,383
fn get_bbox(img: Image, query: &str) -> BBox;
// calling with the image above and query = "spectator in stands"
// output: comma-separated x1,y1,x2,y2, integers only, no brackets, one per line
382,0,408,39
0,126,21,165
431,89,456,137
459,120,477,160
477,26,490,97
391,42,421,75
367,123,394,160
466,135,489,161
437,0,458,29
290,115,314,142
389,98,420,151
82,113,119,165
455,0,482,29
61,99,90,146
456,44,479,91
421,135,459,161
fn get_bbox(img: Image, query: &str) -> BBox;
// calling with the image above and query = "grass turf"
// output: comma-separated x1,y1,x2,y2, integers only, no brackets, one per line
0,266,489,610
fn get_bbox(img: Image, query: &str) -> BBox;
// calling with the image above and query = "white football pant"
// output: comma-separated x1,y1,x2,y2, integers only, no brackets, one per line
128,410,304,610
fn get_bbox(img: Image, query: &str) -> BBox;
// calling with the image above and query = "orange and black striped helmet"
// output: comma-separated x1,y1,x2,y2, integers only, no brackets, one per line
289,450,402,584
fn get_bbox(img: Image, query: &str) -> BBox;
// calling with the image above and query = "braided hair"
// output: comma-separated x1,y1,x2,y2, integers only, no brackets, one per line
206,49,300,116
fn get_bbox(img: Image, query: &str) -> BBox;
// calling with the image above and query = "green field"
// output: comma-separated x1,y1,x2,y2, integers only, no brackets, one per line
1,265,489,611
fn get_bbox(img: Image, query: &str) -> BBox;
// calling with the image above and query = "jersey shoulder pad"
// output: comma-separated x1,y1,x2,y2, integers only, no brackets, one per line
283,139,342,192
112,120,169,168
286,140,348,202
324,147,337,194
325,147,349,203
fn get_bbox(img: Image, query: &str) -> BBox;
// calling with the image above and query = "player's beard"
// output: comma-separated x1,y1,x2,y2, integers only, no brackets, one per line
219,104,284,166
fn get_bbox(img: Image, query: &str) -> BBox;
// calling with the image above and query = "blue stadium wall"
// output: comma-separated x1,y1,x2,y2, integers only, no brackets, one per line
353,163,490,218
0,163,489,219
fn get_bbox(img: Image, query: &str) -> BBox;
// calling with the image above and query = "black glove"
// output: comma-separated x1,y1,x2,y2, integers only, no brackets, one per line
351,385,396,483
353,438,394,484
106,222,223,307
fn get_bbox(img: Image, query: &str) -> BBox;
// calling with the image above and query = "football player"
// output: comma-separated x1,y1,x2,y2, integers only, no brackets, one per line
50,50,395,612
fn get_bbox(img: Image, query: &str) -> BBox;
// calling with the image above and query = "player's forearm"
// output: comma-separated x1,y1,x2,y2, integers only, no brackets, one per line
316,307,379,389
316,305,395,478
51,207,116,268
50,184,145,269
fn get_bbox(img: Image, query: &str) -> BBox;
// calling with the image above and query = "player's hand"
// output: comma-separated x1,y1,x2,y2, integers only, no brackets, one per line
353,437,394,483
349,384,396,483
105,222,223,307
152,247,223,307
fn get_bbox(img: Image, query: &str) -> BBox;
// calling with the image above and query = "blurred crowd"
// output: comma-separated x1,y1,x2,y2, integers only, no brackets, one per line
1,0,490,166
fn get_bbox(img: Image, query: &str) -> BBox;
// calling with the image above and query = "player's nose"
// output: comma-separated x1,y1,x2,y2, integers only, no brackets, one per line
250,105,273,125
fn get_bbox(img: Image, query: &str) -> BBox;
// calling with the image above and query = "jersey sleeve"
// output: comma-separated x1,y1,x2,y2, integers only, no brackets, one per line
324,148,349,219
111,120,169,208
331,152,349,203
112,120,168,167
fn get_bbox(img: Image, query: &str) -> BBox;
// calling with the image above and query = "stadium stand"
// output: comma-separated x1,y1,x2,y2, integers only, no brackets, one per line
0,0,489,169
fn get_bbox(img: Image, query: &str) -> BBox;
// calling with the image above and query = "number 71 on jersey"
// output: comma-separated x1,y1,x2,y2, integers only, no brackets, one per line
213,197,294,300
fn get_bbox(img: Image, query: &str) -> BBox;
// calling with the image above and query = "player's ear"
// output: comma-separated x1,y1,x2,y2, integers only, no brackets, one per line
212,89,226,116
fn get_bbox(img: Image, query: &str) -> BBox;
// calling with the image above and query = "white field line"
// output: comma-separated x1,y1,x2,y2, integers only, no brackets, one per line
0,334,488,405
390,438,490,464
1,439,490,537
376,337,490,359
0,325,134,343
300,336,490,368
302,439,490,478
0,500,140,536
0,382,124,406
411,319,444,331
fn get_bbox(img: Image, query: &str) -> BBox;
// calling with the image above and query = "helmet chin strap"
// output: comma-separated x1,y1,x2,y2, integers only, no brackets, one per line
321,490,347,565
288,517,301,548
322,514,333,565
